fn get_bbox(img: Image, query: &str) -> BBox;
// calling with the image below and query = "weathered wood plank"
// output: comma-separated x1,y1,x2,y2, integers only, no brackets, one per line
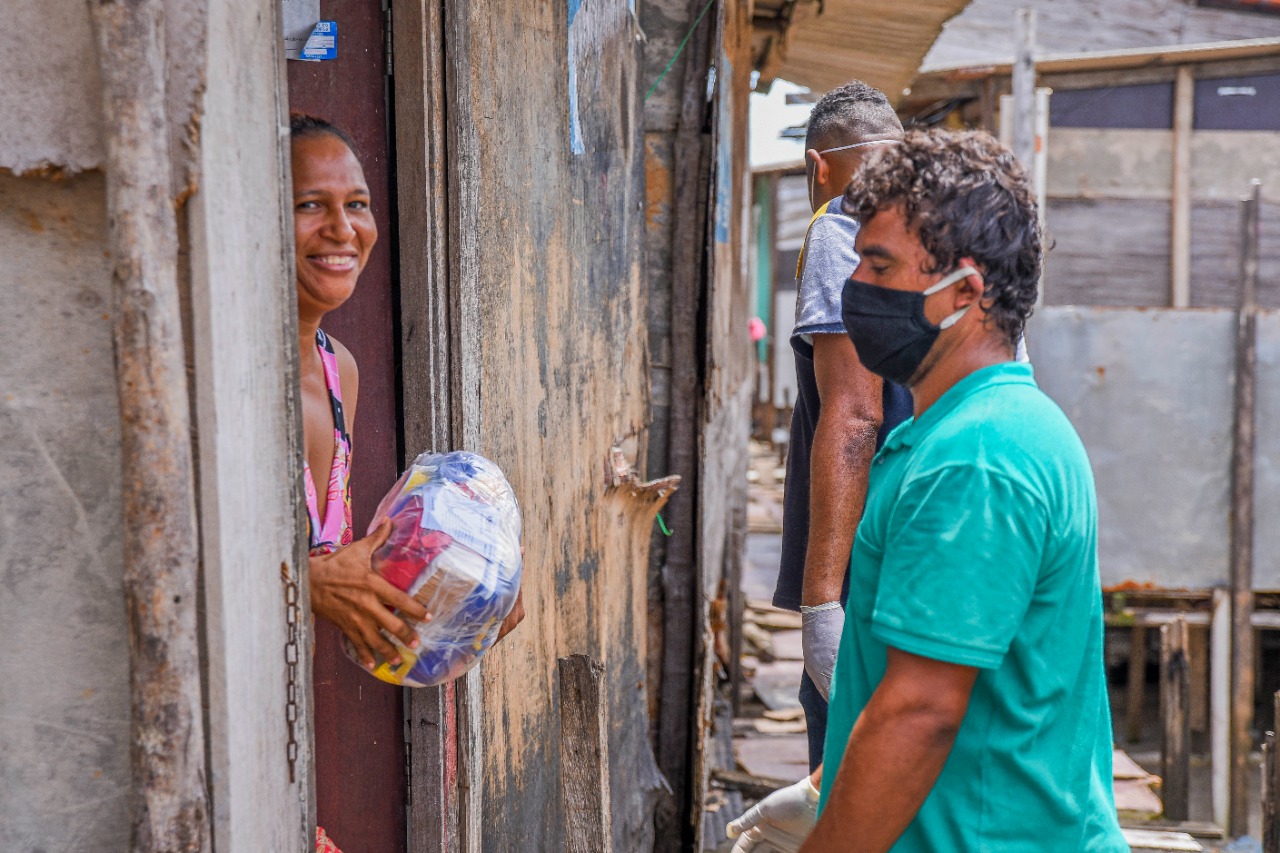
89,1,209,848
1267,690,1280,852
1190,201,1280,310
189,0,313,848
1043,198,1171,307
1171,67,1193,308
1127,624,1148,743
1229,184,1261,837
393,0,458,849
1161,617,1191,822
652,1,717,848
1265,716,1277,852
558,656,612,853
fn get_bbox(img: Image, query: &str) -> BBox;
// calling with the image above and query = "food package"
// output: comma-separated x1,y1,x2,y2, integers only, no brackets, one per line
344,450,522,687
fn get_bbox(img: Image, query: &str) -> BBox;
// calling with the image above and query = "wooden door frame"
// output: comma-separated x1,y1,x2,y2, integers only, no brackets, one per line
390,1,484,851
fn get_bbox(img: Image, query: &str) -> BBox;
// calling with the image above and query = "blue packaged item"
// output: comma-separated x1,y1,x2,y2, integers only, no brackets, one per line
344,451,522,687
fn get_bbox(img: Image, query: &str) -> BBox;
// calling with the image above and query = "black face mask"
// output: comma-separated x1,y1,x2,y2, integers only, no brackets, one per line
841,266,975,387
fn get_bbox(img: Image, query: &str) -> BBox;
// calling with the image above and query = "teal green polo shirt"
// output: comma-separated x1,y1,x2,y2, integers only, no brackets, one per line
818,362,1126,852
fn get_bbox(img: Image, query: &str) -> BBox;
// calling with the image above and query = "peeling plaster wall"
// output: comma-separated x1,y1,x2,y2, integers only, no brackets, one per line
0,0,205,194
0,172,129,851
0,2,303,848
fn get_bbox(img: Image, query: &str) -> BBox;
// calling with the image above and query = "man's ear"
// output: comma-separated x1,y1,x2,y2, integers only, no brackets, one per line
806,149,827,186
955,257,987,307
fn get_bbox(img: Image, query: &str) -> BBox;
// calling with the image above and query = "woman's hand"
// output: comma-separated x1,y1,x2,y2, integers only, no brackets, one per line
309,519,430,669
497,588,525,641
494,546,527,643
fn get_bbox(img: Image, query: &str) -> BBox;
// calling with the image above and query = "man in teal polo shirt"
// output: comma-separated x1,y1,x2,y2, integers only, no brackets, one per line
727,131,1126,852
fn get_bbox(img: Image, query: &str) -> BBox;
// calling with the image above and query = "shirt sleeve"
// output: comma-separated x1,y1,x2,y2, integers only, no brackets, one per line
870,463,1048,669
793,212,859,342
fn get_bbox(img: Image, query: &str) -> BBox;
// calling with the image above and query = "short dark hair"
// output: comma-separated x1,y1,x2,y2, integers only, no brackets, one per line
804,81,904,150
289,112,359,158
842,130,1041,347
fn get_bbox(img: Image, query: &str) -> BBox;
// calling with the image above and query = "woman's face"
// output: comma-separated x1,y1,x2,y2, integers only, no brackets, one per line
291,133,377,319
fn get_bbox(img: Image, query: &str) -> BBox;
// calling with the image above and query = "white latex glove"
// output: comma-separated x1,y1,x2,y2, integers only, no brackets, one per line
726,776,820,853
800,601,844,701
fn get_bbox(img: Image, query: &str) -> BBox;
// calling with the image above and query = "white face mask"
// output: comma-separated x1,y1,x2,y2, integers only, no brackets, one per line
924,265,978,329
816,139,899,156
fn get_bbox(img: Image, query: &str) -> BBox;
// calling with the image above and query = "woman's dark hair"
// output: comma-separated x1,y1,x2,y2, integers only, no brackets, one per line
842,129,1042,347
289,112,359,157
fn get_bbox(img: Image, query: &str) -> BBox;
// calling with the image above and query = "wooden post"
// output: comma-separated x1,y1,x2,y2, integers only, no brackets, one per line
1268,691,1280,852
1212,587,1231,828
558,655,612,853
1190,625,1210,735
1267,691,1280,853
1127,624,1148,743
1011,9,1036,172
88,1,210,851
980,76,998,134
654,6,715,850
1229,180,1261,837
1161,617,1191,822
394,0,461,848
1170,66,1194,308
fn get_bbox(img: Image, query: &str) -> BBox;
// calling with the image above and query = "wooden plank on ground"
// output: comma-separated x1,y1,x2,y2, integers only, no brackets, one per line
1115,778,1164,819
734,734,809,781
752,660,804,712
1122,828,1202,851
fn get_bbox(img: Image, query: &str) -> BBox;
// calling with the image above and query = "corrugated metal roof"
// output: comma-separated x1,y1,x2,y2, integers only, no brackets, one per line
753,0,973,101
920,0,1280,72
922,35,1280,78
902,36,1280,116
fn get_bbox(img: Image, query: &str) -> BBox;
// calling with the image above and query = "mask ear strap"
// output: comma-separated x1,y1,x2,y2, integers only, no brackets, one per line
923,265,978,296
939,306,971,330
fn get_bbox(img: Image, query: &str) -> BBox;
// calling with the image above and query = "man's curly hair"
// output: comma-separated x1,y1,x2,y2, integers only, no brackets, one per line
842,130,1041,347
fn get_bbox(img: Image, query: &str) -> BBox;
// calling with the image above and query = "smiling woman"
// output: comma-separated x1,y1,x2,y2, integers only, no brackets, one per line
289,114,430,853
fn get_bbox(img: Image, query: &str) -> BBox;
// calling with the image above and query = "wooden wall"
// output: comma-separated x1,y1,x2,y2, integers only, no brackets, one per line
1043,125,1280,309
439,2,670,850
642,1,754,849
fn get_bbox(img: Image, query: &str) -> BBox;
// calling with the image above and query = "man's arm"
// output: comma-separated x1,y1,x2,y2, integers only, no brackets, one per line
797,649,977,853
804,333,882,605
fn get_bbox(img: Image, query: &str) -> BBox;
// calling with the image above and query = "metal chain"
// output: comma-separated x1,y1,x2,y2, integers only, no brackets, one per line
282,562,301,783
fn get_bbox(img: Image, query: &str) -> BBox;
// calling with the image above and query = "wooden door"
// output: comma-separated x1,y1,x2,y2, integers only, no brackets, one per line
288,3,406,850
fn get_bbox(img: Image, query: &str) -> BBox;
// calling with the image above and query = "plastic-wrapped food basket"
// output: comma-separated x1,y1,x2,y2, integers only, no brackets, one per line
344,450,522,687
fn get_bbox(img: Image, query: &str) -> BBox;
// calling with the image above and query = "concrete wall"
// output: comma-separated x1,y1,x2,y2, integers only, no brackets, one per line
0,172,130,851
1031,306,1280,590
0,1,306,849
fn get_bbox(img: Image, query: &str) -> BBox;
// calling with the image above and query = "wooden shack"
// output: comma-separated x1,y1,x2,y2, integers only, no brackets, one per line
0,1,755,851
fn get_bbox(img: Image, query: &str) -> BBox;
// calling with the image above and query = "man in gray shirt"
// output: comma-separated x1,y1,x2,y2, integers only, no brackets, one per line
775,82,910,770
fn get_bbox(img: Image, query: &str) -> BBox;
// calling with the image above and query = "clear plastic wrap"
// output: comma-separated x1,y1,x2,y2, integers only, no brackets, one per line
344,450,522,687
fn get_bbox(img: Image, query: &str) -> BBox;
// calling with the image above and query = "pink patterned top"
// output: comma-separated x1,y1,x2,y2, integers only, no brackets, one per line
304,329,353,556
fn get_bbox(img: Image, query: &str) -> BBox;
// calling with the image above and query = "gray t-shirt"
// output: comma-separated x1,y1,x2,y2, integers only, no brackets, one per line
793,198,857,346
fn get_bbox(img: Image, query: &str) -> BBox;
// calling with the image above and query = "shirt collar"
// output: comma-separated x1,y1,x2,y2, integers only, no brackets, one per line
882,362,1036,452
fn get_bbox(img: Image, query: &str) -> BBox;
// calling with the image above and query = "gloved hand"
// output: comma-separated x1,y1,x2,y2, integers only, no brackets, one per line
800,601,844,701
725,775,820,853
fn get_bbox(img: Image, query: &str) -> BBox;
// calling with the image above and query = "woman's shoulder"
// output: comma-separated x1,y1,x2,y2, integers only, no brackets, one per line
322,332,360,400
322,332,356,370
